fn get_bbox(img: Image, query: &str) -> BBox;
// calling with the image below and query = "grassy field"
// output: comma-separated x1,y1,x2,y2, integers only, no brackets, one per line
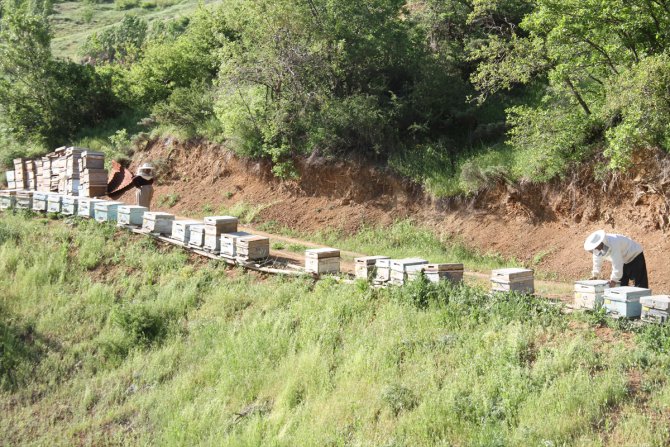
2,212,670,445
50,0,220,60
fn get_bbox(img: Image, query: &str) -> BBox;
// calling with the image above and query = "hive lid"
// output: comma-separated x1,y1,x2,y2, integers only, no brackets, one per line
575,279,610,286
95,201,124,207
221,231,251,240
390,258,428,270
355,255,390,265
640,295,670,310
238,235,269,244
305,248,340,259
491,268,534,280
119,205,148,212
604,286,651,302
204,215,238,224
173,219,202,226
144,212,175,219
425,263,464,272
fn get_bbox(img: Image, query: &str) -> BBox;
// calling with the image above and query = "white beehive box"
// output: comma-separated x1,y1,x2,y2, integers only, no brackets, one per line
32,192,48,212
424,263,464,284
220,231,252,258
61,196,79,216
15,191,33,210
203,216,238,235
47,194,63,213
188,224,206,248
237,235,270,261
354,256,390,280
305,248,340,274
0,190,16,210
375,258,392,282
94,201,123,222
118,205,148,227
641,295,670,324
573,279,609,309
490,268,534,294
78,198,104,218
142,212,175,234
389,258,429,285
171,220,202,243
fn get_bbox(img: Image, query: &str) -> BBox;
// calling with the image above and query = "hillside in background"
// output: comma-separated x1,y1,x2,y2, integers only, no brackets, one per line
3,213,670,445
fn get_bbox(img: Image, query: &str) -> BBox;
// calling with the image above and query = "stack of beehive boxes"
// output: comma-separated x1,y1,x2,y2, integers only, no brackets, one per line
47,194,63,213
171,220,202,244
220,231,252,259
0,190,16,210
5,171,16,190
188,224,206,249
15,191,33,210
490,268,535,294
118,205,148,227
94,200,123,223
603,286,651,319
32,192,48,212
27,160,39,190
305,248,340,274
50,148,66,192
237,235,270,262
641,295,670,323
39,157,51,192
142,212,175,234
59,147,85,195
423,263,464,284
79,151,107,197
203,216,238,253
61,196,79,216
78,198,103,218
390,258,429,286
13,158,27,190
573,280,609,309
355,256,390,281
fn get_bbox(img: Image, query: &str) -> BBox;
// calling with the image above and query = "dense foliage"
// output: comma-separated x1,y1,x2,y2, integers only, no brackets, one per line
3,0,670,190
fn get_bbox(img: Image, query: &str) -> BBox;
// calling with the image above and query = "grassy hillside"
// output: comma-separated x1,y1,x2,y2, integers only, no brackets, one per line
2,212,670,445
50,0,220,60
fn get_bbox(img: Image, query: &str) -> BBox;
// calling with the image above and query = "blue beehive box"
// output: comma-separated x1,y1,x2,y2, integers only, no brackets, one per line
118,205,147,227
603,286,651,318
0,190,16,210
47,194,63,213
33,192,48,212
94,201,123,223
61,196,79,216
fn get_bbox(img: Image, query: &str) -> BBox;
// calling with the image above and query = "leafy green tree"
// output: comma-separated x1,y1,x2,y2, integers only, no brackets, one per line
80,14,147,64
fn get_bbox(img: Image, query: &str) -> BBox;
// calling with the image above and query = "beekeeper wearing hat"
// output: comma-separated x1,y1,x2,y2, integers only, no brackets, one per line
584,230,648,288
111,162,156,210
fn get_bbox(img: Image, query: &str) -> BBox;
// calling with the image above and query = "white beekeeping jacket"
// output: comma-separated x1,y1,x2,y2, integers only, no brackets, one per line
592,233,643,281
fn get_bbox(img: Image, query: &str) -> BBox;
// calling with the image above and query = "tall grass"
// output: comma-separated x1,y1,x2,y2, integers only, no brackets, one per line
1,212,670,445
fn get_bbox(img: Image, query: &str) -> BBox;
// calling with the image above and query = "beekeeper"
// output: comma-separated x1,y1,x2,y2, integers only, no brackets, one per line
111,162,156,210
584,230,648,288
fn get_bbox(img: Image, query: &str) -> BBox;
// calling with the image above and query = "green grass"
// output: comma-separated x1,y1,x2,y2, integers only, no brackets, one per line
218,201,273,225
3,212,670,445
50,0,222,60
156,192,181,208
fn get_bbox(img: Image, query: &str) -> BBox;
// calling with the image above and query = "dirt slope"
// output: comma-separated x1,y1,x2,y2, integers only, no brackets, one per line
119,139,670,290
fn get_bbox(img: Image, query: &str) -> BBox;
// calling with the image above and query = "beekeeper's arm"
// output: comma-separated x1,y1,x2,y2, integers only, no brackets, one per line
592,253,603,278
609,250,624,282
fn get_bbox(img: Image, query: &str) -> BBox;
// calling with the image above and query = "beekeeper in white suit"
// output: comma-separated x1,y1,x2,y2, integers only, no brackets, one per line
113,162,156,210
584,230,648,288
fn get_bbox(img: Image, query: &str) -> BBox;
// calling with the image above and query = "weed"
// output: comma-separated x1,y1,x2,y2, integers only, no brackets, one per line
156,193,180,208
271,242,286,250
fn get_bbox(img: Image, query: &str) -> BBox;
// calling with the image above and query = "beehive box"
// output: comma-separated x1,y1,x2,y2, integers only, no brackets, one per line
78,151,105,170
32,192,48,212
15,191,33,210
5,171,15,189
61,196,79,216
94,201,124,223
47,194,63,213
389,258,429,285
354,256,390,280
203,216,238,235
237,235,270,261
573,280,610,309
0,190,16,210
305,248,340,274
640,295,670,323
171,220,202,243
603,286,651,319
142,212,175,234
490,268,534,294
424,263,465,284
118,205,148,227
375,258,392,283
188,225,206,248
220,231,252,258
78,198,104,218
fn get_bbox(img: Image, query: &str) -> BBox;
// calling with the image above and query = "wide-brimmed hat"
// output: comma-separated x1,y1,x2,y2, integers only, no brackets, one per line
584,230,606,251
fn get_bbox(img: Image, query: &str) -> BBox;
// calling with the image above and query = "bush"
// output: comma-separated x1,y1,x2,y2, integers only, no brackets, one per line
152,82,218,138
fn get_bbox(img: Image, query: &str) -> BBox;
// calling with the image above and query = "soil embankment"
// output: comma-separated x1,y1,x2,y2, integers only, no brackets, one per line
119,139,670,289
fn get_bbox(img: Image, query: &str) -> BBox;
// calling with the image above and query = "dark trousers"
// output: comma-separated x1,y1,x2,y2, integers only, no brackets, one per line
621,252,648,288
